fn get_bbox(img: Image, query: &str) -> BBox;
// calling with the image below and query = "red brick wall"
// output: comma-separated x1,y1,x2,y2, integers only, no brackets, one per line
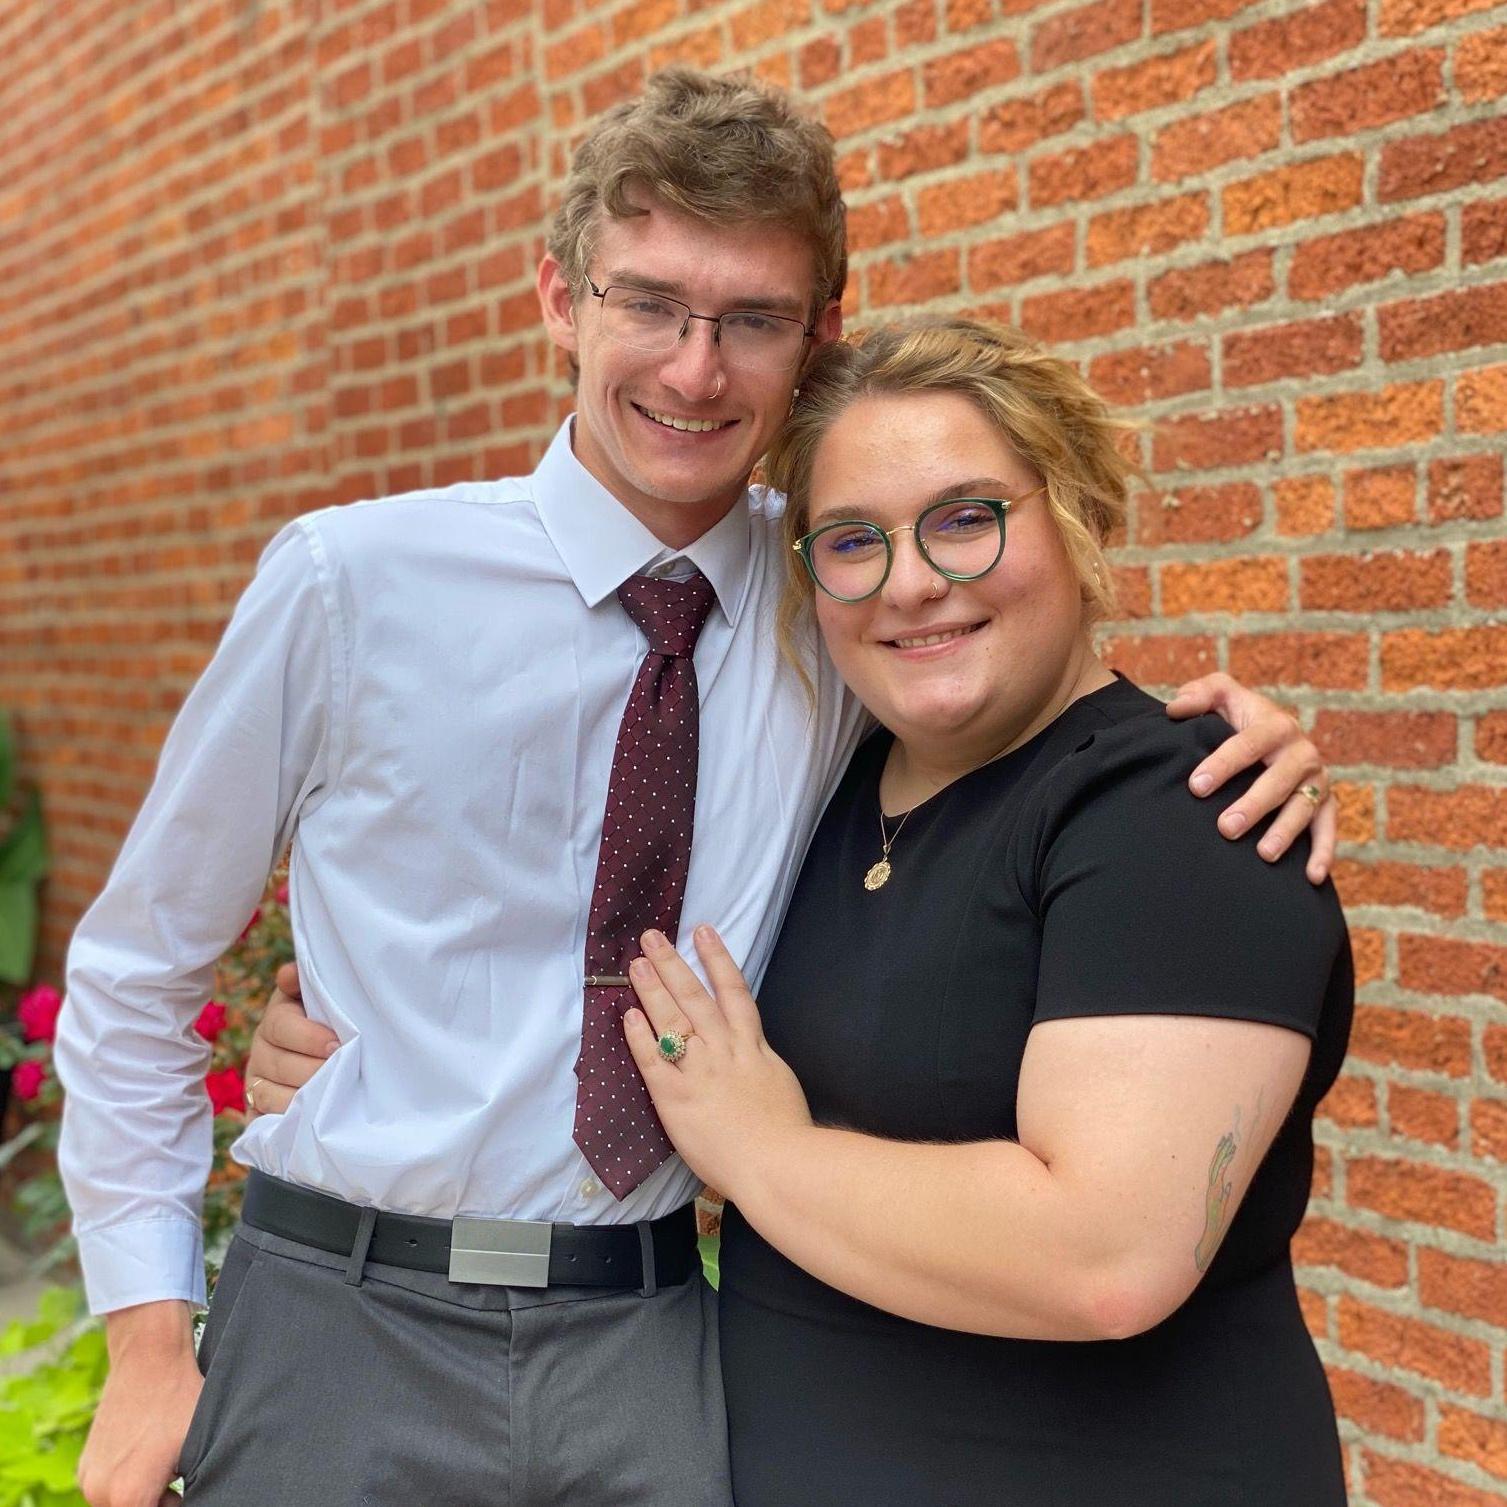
3,2,1505,1497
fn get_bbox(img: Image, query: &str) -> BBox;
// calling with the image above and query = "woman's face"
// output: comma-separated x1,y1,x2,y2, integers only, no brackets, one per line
807,390,1096,763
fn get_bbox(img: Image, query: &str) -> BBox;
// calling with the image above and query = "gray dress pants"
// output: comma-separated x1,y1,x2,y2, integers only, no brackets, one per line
176,1222,733,1506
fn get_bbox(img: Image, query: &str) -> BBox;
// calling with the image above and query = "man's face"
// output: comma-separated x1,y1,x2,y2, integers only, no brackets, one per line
539,196,842,546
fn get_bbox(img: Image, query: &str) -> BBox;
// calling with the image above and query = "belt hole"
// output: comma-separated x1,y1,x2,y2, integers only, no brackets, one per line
407,1237,418,1246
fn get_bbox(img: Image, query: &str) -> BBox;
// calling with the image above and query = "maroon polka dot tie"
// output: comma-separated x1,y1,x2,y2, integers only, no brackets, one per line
573,572,716,1199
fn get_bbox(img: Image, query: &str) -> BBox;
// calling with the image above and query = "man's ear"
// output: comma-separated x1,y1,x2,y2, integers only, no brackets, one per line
537,255,579,355
813,297,843,349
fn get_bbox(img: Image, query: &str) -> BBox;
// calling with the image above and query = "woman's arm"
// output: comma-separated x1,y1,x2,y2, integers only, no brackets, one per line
625,928,1309,1342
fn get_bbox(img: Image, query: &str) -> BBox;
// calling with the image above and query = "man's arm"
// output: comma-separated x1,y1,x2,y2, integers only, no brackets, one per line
54,522,336,1505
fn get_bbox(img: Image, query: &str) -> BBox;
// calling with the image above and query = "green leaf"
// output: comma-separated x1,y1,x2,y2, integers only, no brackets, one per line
0,884,37,988
697,1233,720,1289
0,789,49,886
0,713,13,812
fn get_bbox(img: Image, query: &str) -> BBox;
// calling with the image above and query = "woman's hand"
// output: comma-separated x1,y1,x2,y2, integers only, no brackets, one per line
1167,672,1337,883
244,961,339,1120
622,925,812,1199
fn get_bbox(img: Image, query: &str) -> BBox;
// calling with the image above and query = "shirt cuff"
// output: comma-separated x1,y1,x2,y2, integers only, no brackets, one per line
77,1217,207,1316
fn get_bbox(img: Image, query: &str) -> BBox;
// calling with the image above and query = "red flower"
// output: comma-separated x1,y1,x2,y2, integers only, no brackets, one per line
205,1067,246,1116
237,909,262,943
17,985,63,1043
194,1002,228,1043
274,882,289,905
12,1059,46,1101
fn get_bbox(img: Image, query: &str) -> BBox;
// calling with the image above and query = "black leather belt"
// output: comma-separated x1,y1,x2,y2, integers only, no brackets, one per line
242,1170,699,1290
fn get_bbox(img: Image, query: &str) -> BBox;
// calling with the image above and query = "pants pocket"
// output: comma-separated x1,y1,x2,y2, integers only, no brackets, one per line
176,1235,263,1487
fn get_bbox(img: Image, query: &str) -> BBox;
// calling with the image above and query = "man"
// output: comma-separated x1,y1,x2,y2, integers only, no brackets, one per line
57,68,1333,1507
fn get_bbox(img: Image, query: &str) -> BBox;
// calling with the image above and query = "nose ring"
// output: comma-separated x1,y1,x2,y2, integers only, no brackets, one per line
928,578,944,599
712,374,724,400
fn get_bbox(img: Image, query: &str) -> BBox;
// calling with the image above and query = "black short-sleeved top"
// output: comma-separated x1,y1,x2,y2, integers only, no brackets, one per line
719,677,1352,1506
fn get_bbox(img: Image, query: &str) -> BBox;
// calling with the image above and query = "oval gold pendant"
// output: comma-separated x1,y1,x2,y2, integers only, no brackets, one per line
863,859,892,891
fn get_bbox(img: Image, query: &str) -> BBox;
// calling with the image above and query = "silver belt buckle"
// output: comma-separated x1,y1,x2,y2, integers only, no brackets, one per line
448,1216,553,1287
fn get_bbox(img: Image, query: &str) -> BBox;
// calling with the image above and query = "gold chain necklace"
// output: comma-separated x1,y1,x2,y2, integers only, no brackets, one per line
863,804,915,891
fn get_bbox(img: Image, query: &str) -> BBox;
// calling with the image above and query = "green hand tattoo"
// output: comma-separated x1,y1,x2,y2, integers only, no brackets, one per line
1194,1130,1238,1273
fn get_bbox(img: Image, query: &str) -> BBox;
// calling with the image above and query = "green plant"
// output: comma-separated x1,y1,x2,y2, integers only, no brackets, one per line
0,1288,101,1507
0,712,49,992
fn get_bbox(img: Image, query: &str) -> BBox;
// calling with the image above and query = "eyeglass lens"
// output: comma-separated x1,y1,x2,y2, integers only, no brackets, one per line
808,500,1005,601
598,287,806,371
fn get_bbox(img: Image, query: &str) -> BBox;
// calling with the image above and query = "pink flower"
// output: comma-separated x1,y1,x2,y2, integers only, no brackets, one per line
194,1002,228,1043
205,1068,245,1116
237,909,262,943
12,1059,46,1101
275,882,289,905
17,985,63,1043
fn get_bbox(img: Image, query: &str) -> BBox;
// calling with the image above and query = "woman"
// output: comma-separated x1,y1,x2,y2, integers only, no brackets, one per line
621,317,1351,1505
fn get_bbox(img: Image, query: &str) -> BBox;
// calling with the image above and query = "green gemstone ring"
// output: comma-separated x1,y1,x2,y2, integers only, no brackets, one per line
658,1029,691,1064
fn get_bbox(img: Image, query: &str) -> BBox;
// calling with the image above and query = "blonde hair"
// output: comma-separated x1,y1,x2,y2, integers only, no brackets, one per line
765,317,1142,687
546,67,847,314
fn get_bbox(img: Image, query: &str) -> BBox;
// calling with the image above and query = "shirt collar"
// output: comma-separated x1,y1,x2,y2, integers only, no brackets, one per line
530,417,754,625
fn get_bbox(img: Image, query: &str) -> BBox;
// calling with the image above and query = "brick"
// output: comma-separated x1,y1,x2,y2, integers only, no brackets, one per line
1018,281,1136,343
1230,0,1366,80
1351,925,1386,984
1151,405,1282,470
1028,136,1138,210
1092,41,1216,122
846,16,887,65
1391,783,1507,850
978,81,1085,155
1380,0,1501,34
876,121,971,181
847,195,910,251
1467,539,1507,607
916,168,1018,237
1313,711,1456,770
1274,475,1335,538
1292,50,1445,143
1224,154,1364,235
1342,465,1416,531
1314,1075,1381,1130
1479,712,1507,763
1382,627,1507,692
1300,550,1451,612
648,22,724,70
1228,631,1368,689
1295,1282,1327,1338
1471,1098,1507,1162
730,0,810,50
1336,783,1379,846
1399,934,1507,1001
1389,1083,1460,1147
1458,26,1507,102
1160,556,1287,615
1326,1367,1427,1442
1486,869,1507,921
1097,633,1218,685
1222,315,1362,388
1418,1246,1507,1326
1339,1292,1493,1388
1381,118,1507,201
967,225,1076,292
1288,214,1446,302
1381,283,1507,362
1151,95,1280,183
799,35,841,88
894,0,937,45
1463,197,1507,266
1087,342,1211,405
1085,194,1209,268
923,38,1020,107
1349,1004,1472,1074
824,69,916,138
1490,1024,1507,1083
1148,251,1273,321
1293,1217,1410,1293
1363,1453,1507,1507
1440,1406,1507,1481
1458,363,1507,433
866,248,961,307
1332,858,1466,915
1032,0,1141,72
1150,0,1262,31
945,0,992,29
1348,1159,1497,1242
1295,381,1443,453
1134,483,1261,546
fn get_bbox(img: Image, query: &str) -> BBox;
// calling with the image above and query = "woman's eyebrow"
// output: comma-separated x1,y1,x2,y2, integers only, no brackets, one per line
807,477,1017,528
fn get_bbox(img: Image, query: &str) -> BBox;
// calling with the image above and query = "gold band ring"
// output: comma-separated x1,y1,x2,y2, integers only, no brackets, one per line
657,1029,693,1064
1299,782,1324,806
247,1077,264,1112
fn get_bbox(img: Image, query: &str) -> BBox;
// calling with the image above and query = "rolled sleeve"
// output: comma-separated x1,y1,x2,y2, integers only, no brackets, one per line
56,519,338,1314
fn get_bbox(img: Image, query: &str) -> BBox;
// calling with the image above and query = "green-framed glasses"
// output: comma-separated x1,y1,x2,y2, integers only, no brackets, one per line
791,487,1047,604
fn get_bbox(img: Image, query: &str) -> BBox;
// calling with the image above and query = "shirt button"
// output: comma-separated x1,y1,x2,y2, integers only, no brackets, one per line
579,1179,599,1198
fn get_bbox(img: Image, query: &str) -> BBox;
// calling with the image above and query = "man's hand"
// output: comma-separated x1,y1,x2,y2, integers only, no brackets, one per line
244,961,338,1119
1167,672,1337,885
78,1301,200,1507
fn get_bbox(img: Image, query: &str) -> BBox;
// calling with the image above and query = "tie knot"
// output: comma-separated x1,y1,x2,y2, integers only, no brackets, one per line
617,572,715,657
